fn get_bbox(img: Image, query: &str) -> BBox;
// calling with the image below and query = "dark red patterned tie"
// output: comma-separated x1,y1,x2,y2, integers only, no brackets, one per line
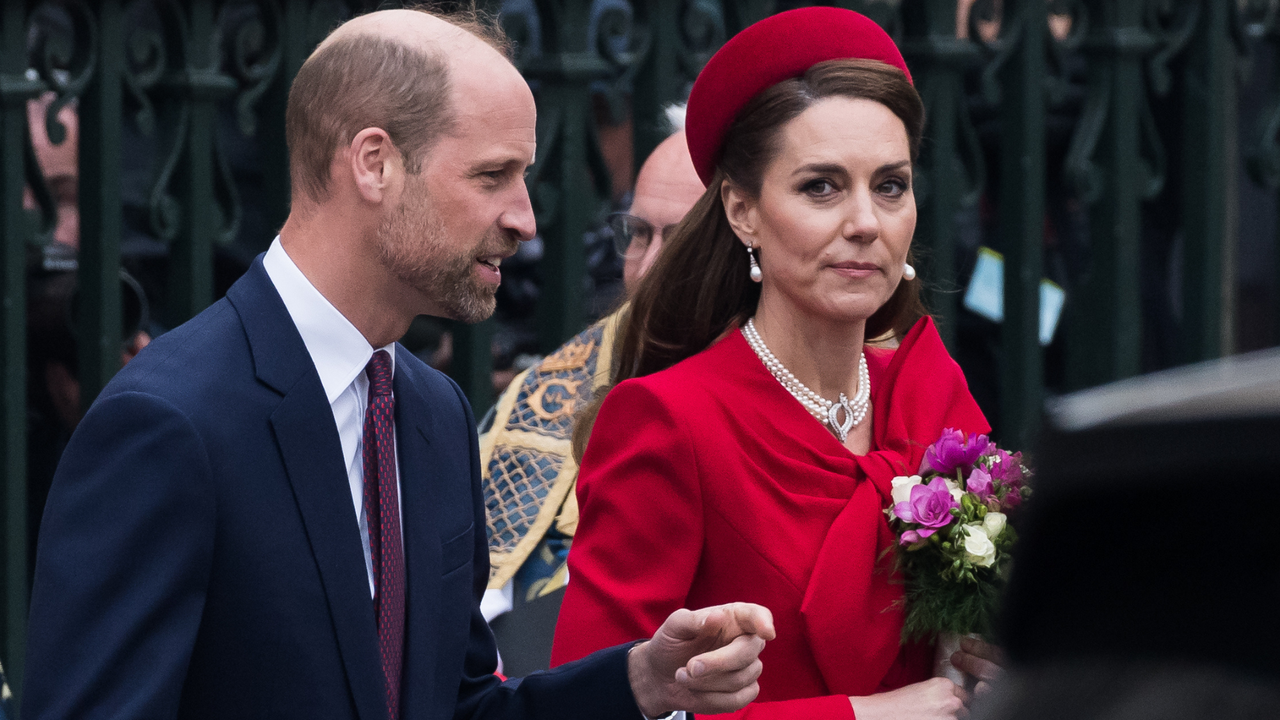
362,350,404,720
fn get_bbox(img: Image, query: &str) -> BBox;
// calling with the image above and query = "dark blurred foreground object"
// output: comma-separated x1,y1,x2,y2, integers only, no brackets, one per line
0,658,9,720
976,348,1280,719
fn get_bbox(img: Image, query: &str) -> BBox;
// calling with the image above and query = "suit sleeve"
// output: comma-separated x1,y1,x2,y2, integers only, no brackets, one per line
24,391,216,720
446,379,644,720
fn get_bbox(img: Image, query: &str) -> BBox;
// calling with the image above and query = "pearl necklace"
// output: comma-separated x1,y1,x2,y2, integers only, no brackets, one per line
742,318,870,443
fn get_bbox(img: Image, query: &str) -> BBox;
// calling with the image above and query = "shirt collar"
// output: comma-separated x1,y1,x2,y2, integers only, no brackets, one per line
263,237,396,403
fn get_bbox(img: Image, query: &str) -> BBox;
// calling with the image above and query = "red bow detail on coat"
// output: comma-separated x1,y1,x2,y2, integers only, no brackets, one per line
799,317,990,697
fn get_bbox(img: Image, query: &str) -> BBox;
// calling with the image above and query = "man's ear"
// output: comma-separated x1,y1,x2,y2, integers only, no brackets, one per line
721,179,757,243
347,127,403,204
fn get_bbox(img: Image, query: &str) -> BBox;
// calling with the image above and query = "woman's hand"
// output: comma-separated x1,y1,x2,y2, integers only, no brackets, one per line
849,677,968,720
949,636,1007,697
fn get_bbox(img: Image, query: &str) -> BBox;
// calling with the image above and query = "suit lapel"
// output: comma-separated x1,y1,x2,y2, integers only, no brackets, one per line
229,260,386,720
392,360,445,704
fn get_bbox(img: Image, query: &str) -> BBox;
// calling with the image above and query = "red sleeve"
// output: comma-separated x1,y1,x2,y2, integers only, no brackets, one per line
551,379,704,665
699,696,855,720
551,380,858,720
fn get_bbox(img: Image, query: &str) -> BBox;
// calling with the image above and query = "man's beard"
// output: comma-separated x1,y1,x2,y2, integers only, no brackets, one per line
375,189,512,324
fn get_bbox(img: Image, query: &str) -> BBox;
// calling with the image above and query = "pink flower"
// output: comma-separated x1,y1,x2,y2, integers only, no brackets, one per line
1001,489,1023,510
966,466,993,499
893,478,959,542
921,428,993,476
989,449,1024,489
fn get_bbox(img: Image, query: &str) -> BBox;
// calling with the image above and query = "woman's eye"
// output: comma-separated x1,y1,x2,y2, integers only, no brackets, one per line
803,179,837,196
878,178,908,197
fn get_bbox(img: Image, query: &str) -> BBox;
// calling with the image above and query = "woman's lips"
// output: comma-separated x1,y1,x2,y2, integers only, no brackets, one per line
830,261,879,278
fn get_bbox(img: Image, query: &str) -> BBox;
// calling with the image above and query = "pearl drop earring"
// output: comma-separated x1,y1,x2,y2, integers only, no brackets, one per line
748,245,763,282
903,263,916,281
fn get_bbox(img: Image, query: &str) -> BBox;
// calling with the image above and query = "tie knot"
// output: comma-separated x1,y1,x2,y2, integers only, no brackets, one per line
366,350,393,397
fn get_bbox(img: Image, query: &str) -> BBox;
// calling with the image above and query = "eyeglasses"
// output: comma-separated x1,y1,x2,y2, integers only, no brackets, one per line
608,213,679,259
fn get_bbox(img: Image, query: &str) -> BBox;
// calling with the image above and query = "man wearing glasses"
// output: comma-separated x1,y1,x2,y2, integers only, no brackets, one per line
480,113,706,675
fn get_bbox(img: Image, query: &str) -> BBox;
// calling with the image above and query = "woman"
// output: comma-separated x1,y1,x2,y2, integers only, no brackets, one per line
551,9,991,719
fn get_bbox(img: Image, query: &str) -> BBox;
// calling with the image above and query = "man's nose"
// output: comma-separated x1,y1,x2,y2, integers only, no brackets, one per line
504,183,537,242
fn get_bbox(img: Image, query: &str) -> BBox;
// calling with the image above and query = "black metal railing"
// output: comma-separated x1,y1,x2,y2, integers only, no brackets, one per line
2,0,1277,711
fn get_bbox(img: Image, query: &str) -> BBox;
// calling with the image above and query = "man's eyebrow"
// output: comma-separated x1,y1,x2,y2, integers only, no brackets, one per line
468,157,526,175
470,157,517,168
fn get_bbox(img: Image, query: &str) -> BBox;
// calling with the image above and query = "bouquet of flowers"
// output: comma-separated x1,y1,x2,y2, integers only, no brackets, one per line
886,428,1032,642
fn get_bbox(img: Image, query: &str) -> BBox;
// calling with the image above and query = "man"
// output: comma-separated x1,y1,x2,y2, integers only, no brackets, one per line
23,9,771,720
482,116,706,676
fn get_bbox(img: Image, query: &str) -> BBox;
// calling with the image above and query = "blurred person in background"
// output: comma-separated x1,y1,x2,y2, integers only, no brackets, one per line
480,106,704,676
24,92,79,250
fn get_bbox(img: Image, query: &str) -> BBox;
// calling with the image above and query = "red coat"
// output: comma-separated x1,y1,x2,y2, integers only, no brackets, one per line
551,318,990,719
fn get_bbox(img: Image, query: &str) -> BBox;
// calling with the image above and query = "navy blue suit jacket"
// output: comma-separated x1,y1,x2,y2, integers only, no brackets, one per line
24,259,640,720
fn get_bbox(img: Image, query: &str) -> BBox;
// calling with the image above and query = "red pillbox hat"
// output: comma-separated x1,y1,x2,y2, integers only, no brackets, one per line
685,8,912,186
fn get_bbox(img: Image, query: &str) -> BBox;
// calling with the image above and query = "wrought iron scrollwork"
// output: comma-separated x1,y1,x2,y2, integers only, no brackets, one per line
1063,2,1162,204
1234,0,1280,77
500,0,543,70
122,0,165,135
26,3,97,247
1063,69,1107,203
594,0,650,123
141,0,239,245
220,0,283,137
1243,0,1280,189
1145,0,1199,96
528,105,562,229
677,0,726,80
969,0,1018,104
29,2,96,144
1044,0,1086,107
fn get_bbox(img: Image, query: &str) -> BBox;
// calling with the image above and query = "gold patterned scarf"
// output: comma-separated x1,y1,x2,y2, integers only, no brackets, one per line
480,309,623,593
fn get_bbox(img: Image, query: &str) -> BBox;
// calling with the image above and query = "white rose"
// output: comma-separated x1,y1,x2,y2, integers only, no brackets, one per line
944,479,964,501
963,524,997,567
890,475,923,506
983,512,1007,540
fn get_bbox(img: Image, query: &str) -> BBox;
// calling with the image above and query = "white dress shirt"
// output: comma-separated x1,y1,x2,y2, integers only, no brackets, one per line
263,237,399,597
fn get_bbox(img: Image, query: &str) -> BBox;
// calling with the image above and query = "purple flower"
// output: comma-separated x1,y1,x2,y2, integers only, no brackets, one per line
966,466,993,499
921,428,993,476
1001,488,1024,510
892,478,959,540
988,449,1024,489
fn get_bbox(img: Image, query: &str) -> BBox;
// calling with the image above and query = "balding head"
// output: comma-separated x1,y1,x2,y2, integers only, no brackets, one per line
624,130,705,293
285,8,512,206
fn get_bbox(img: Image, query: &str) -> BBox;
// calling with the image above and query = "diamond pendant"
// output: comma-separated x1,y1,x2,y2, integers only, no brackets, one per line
827,393,856,443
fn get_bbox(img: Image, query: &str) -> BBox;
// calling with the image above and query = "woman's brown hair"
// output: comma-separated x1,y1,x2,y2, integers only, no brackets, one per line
573,58,926,460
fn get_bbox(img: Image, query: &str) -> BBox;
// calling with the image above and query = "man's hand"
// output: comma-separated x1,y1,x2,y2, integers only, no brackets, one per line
949,636,1006,697
626,603,775,717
